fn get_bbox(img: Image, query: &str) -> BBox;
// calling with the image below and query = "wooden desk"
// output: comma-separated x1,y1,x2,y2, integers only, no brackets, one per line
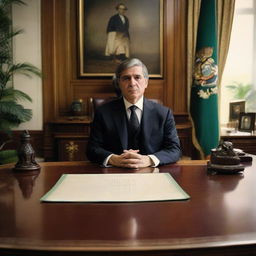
1,159,256,256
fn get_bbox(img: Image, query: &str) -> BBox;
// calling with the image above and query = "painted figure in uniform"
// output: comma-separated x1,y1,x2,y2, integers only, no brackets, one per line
105,3,130,63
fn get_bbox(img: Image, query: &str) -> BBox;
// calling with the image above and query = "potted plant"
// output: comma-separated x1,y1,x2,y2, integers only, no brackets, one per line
0,0,41,164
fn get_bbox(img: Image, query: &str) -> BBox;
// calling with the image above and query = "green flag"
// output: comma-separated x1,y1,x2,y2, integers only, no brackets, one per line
190,0,219,158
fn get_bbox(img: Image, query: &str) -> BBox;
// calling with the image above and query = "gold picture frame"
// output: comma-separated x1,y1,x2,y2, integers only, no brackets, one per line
78,0,163,77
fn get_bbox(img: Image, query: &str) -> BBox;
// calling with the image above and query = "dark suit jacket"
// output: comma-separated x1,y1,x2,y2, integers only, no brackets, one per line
86,98,181,165
107,14,130,38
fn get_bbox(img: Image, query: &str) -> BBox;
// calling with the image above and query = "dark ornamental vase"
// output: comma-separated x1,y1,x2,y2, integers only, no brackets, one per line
13,130,40,171
71,99,84,116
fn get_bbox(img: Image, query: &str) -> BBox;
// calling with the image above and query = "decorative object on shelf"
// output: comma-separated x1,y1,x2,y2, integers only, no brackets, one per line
238,112,255,133
65,141,79,161
229,100,245,122
207,141,244,174
69,99,86,120
13,130,40,171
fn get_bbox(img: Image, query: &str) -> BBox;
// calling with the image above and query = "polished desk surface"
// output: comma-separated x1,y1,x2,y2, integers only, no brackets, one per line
0,159,256,256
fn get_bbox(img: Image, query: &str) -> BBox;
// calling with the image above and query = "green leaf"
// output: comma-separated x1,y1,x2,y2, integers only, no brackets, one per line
0,149,17,160
225,82,252,100
0,119,20,132
7,63,42,78
0,101,32,122
0,88,32,102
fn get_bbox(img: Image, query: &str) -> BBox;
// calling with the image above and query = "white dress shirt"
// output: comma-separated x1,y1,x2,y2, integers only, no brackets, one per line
119,14,125,24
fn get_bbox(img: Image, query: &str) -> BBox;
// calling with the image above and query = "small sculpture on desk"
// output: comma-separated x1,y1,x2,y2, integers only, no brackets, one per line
13,130,40,171
207,141,244,174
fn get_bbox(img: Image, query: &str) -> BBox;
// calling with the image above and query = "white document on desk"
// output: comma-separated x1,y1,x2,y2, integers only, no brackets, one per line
40,173,190,202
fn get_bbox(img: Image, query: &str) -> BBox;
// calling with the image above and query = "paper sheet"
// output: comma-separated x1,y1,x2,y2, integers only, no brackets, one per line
40,173,190,202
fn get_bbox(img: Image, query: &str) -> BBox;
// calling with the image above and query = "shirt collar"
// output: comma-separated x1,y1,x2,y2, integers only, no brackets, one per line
123,96,144,111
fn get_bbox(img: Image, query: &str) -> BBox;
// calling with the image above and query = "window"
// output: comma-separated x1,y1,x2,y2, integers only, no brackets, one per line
220,0,256,127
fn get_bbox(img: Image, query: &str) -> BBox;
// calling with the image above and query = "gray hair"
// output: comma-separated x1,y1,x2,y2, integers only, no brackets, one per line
115,58,149,80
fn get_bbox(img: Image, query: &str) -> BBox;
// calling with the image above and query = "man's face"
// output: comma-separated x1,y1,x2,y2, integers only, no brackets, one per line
119,66,148,104
118,5,126,15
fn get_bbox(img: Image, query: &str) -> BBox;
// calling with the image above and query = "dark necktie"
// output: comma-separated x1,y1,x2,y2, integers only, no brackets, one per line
129,105,140,135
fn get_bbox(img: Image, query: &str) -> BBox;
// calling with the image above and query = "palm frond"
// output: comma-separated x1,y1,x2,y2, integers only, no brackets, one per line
0,29,24,43
0,0,26,8
0,101,32,122
0,119,20,133
7,63,42,77
0,63,42,88
0,87,32,102
225,82,252,100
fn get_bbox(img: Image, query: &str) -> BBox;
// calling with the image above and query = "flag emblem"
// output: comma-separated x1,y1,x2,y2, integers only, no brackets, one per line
193,47,218,99
194,47,218,87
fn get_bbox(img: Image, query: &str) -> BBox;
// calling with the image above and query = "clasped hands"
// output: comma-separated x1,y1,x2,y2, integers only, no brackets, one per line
108,149,153,169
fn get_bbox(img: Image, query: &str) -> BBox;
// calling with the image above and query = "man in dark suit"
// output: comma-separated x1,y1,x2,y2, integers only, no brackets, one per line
105,3,130,63
87,58,181,168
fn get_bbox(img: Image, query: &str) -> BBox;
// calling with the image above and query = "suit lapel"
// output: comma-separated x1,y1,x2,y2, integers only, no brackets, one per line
141,99,154,146
112,99,128,149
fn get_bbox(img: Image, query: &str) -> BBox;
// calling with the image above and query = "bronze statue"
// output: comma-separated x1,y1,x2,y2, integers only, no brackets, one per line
208,141,244,174
210,141,240,165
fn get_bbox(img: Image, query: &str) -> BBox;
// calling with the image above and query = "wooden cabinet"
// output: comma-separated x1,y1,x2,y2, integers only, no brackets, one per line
44,117,91,162
221,132,256,155
56,136,88,161
176,123,192,158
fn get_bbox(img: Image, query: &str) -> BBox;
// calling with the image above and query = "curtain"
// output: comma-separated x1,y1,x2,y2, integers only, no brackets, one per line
187,0,201,108
187,0,235,159
217,0,236,86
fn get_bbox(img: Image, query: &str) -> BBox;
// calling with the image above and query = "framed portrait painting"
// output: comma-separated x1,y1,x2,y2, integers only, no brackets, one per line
78,0,163,77
238,112,255,133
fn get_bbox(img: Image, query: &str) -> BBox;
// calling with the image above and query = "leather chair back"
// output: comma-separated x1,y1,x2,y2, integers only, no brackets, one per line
89,97,118,118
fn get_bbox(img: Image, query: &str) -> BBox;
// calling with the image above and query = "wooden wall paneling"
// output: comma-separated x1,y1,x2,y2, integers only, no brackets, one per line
70,0,78,80
71,81,165,117
173,0,187,113
72,80,116,116
164,0,187,114
41,0,57,123
42,0,73,120
53,0,72,116
42,0,75,160
164,0,175,110
42,0,57,160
